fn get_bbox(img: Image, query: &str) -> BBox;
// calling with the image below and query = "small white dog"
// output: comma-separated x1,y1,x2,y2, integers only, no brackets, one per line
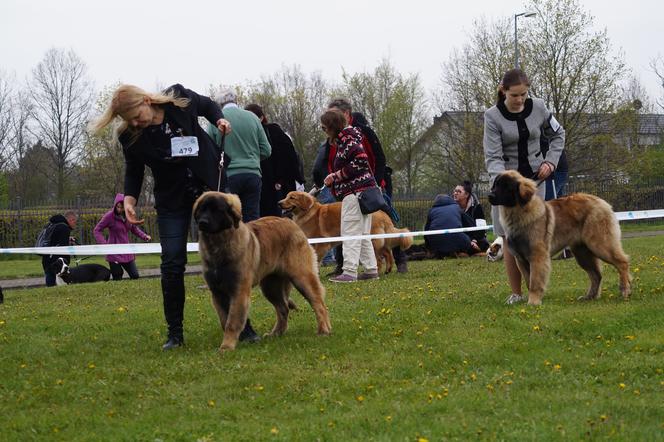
486,236,504,262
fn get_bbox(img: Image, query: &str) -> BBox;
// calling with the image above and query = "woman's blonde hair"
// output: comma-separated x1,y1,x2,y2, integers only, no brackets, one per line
89,84,190,139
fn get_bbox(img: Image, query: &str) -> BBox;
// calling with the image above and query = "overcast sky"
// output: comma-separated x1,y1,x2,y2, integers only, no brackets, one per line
2,0,662,106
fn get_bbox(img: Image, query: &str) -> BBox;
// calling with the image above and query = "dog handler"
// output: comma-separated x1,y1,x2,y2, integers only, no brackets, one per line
483,69,565,304
91,84,261,350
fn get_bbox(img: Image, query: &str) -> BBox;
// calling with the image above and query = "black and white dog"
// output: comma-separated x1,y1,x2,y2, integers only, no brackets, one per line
52,258,111,285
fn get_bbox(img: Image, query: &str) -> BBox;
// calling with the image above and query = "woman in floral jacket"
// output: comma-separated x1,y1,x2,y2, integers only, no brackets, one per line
322,109,379,283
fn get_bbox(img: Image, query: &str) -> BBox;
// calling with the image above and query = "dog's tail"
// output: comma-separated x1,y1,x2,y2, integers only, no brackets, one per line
386,228,413,251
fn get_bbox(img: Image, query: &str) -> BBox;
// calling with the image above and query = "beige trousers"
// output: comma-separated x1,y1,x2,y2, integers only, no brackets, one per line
340,193,377,276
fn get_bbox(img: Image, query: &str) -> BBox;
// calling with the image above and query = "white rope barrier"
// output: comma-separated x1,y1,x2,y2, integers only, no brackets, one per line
0,209,661,256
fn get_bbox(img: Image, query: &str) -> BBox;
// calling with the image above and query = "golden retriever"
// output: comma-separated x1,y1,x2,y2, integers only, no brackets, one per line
194,192,331,351
278,191,412,274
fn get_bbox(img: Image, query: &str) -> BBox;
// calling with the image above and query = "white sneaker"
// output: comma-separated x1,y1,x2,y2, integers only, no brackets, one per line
505,294,525,305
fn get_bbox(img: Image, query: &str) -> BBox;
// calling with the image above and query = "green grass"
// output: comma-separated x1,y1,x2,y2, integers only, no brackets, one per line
0,237,663,441
0,253,202,280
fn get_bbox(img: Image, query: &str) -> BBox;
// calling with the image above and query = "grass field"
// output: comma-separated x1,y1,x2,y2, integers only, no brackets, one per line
0,236,663,441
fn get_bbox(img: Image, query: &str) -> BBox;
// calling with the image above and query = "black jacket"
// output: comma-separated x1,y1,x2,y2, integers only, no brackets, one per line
41,214,73,268
121,84,225,211
260,122,303,216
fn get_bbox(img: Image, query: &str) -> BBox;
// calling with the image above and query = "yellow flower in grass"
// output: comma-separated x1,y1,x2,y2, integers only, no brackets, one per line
553,364,562,371
624,335,636,340
618,383,626,389
207,400,215,407
270,427,279,435
417,438,429,442
532,325,541,332
88,363,96,369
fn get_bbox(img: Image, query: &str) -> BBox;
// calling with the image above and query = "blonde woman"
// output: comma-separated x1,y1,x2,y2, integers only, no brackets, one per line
91,84,261,350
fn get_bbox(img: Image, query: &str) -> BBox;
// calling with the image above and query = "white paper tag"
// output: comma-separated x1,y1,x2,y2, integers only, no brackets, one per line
549,115,561,132
171,136,199,157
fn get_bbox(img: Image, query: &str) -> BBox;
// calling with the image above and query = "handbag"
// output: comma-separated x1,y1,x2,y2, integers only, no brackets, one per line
357,185,388,215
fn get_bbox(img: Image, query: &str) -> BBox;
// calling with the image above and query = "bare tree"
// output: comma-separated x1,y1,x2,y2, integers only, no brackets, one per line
430,18,514,188
79,85,125,198
523,0,627,162
619,75,653,113
436,18,514,114
28,48,93,198
651,55,664,111
0,72,14,171
6,90,38,197
339,59,431,193
436,0,628,181
242,65,330,182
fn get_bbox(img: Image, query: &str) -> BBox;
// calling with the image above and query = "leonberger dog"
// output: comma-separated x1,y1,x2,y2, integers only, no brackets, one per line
278,191,412,274
488,170,631,305
193,192,331,351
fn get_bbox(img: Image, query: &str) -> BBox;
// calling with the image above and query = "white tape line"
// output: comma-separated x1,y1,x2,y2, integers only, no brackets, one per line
307,225,491,244
1,209,662,256
615,209,664,221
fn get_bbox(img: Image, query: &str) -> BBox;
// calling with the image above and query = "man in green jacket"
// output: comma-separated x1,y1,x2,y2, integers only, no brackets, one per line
207,90,271,221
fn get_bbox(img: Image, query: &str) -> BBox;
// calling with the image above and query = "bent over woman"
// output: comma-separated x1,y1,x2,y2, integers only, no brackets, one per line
91,84,261,350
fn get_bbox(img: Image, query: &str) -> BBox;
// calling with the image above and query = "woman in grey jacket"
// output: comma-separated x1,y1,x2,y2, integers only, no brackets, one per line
483,69,565,304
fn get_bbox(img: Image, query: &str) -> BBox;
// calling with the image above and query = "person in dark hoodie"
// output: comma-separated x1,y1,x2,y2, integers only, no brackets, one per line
244,103,305,217
90,83,261,350
94,193,152,280
424,194,482,258
40,211,77,287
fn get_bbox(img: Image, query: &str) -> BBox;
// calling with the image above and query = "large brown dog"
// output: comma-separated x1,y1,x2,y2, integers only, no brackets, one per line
194,192,331,351
488,170,631,305
278,191,412,273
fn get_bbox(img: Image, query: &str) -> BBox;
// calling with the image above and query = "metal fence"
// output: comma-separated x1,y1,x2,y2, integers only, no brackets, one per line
393,177,664,232
2,177,664,248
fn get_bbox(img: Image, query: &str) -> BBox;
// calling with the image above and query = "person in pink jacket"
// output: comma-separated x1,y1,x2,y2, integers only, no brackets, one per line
94,193,152,280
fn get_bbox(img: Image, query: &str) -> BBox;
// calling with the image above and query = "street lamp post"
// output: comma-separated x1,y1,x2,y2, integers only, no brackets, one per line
514,12,536,68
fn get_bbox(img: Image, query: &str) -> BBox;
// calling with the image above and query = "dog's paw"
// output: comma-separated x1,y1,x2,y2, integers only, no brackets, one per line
505,294,526,305
487,238,504,262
